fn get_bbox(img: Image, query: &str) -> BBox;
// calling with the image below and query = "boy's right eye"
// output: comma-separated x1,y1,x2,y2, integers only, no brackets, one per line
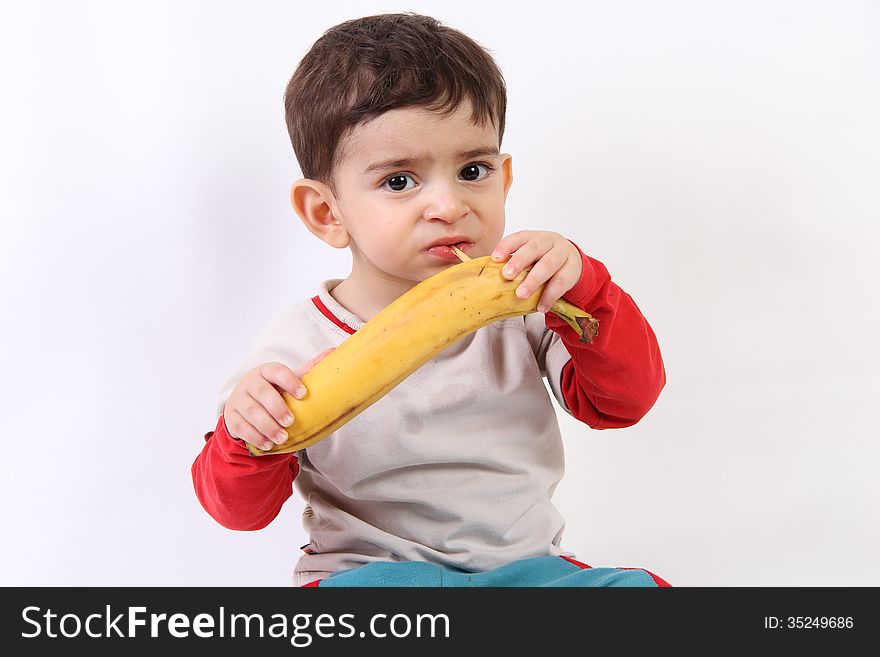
382,174,416,193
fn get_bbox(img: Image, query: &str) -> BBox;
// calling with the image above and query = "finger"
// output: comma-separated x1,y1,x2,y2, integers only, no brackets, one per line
491,230,535,264
259,361,305,399
295,346,336,378
285,347,337,401
515,245,568,303
247,384,295,443
227,409,276,452
533,248,581,312
501,235,551,281
535,271,574,313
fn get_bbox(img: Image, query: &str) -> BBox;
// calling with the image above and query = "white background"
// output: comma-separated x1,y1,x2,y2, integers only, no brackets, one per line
1,0,877,586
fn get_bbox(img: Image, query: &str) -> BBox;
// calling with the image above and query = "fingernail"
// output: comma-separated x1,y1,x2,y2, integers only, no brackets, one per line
282,414,294,427
537,304,548,313
516,285,528,298
491,251,502,261
275,431,288,444
503,265,514,277
295,386,307,399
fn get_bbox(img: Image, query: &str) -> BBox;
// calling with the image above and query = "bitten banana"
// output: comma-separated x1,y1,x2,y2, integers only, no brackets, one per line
249,250,598,456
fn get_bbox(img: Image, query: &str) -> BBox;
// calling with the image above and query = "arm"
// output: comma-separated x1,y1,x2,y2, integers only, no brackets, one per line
191,413,298,530
544,241,666,429
192,350,335,529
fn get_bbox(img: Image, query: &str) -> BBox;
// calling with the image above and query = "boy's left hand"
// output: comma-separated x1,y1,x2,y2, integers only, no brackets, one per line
491,231,583,314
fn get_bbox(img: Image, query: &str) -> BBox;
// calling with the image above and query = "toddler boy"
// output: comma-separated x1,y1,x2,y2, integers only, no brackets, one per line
192,12,668,587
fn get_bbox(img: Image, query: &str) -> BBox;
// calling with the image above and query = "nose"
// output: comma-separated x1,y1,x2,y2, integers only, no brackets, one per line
420,179,469,224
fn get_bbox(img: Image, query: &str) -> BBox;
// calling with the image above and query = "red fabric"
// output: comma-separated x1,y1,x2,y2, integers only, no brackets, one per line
191,413,299,530
311,295,356,334
544,241,665,429
301,579,322,587
619,567,672,587
564,556,669,585
561,555,593,569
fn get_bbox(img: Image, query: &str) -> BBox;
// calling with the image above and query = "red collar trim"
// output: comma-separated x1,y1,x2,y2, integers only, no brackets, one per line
311,295,357,335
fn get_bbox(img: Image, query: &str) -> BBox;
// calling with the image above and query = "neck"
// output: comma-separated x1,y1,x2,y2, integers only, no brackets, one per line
329,258,419,324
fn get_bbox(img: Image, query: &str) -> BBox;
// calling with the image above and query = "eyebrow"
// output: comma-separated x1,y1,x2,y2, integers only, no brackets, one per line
363,146,501,175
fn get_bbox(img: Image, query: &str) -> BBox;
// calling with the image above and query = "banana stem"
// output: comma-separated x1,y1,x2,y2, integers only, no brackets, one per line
450,245,472,261
451,245,598,344
550,298,599,344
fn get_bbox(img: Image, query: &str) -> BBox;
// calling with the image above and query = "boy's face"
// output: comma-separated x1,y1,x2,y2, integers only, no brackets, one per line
295,99,513,286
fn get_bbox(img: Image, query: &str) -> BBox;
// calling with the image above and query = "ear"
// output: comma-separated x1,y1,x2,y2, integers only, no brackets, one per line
500,153,513,200
289,179,351,249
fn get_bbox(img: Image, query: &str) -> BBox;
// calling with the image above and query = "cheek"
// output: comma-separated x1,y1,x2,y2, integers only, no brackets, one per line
486,214,505,241
354,216,406,253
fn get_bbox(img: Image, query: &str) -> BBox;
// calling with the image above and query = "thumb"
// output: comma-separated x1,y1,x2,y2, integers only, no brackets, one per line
295,346,336,377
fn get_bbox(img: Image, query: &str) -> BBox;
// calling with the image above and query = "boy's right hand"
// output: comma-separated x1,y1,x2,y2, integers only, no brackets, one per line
222,348,336,452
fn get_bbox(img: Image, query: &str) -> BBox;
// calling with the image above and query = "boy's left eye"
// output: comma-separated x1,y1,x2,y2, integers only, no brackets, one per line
459,162,493,182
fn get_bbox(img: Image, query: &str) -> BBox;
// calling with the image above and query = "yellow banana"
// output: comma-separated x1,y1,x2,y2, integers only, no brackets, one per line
249,248,598,456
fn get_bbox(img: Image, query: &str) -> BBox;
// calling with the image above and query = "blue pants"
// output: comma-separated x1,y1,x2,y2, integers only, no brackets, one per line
311,556,670,587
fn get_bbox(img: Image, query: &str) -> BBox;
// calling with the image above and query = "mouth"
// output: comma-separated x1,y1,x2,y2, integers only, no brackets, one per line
424,240,475,261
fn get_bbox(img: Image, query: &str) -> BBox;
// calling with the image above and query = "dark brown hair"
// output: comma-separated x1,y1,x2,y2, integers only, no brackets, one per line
283,12,507,195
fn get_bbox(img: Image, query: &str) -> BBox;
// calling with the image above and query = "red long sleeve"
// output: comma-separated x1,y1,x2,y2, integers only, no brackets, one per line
191,413,300,530
544,242,666,429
